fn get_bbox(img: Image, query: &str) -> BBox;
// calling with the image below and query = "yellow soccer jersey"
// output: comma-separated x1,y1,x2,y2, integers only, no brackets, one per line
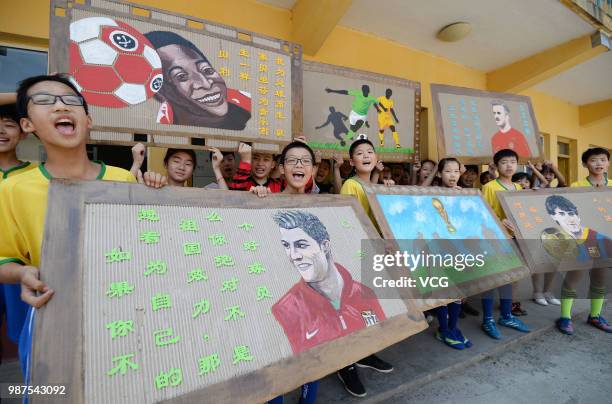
377,96,394,115
482,178,522,220
570,176,611,188
0,162,135,269
0,161,37,184
340,177,380,231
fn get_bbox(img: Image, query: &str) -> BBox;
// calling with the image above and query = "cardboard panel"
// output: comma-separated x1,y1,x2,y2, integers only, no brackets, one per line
32,181,427,403
499,187,612,273
50,0,302,151
431,84,543,164
303,61,420,163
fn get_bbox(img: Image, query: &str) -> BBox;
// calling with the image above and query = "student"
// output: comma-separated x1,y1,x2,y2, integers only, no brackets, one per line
230,142,279,191
249,141,320,404
479,171,494,186
480,149,530,338
434,158,473,349
0,103,36,353
315,158,334,193
458,164,478,188
556,147,611,334
204,150,236,189
338,138,394,397
0,104,36,182
511,172,531,190
0,74,166,379
410,159,436,186
536,160,566,188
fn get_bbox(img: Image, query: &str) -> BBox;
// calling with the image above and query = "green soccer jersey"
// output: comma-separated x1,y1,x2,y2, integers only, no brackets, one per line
348,89,378,115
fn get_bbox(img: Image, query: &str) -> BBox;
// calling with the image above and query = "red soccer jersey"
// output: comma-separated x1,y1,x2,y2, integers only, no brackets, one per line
272,263,386,354
491,127,532,157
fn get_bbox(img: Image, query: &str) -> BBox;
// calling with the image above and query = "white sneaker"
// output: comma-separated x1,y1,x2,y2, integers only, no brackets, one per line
544,293,561,305
533,293,548,306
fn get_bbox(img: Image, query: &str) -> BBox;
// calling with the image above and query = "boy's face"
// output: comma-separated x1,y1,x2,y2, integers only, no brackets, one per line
391,166,403,184
551,208,581,236
0,116,26,153
220,153,236,179
20,81,92,149
165,151,194,184
496,156,517,178
280,147,314,190
542,169,555,183
584,154,609,176
350,143,376,174
419,161,435,181
252,152,275,180
339,160,352,178
461,170,477,187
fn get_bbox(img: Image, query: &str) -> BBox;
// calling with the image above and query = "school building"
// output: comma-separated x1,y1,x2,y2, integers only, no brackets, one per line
1,0,611,181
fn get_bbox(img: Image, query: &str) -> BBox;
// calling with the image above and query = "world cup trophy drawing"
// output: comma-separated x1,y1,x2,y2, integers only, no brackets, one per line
432,198,456,233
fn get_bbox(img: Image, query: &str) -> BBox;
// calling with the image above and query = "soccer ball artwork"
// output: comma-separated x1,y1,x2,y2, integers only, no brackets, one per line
69,17,163,108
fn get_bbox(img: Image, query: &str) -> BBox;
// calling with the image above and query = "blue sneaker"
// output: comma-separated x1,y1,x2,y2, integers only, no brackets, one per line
436,328,465,350
587,315,612,333
453,328,472,348
482,318,501,339
498,315,530,333
556,317,574,335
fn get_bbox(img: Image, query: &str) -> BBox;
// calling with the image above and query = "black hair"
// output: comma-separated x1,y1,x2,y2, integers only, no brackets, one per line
0,104,19,123
463,164,478,174
164,148,197,166
480,171,493,184
145,31,210,65
349,138,375,158
493,148,518,165
581,147,610,163
511,172,530,184
437,158,461,173
208,150,235,160
545,195,578,216
280,141,315,165
16,74,89,119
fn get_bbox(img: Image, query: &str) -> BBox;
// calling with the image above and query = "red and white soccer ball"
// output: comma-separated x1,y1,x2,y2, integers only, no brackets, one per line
69,17,163,108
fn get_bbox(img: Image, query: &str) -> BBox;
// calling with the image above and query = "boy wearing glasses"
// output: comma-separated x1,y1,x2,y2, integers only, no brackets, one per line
0,75,166,377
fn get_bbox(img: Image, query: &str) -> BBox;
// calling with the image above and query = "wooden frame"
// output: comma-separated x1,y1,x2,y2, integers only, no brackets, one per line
498,186,612,273
49,0,303,152
364,183,530,310
303,60,420,163
431,84,543,164
32,180,427,404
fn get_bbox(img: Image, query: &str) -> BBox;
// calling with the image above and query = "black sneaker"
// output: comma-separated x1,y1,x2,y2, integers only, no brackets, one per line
461,301,479,316
356,354,394,373
511,302,527,316
337,365,367,397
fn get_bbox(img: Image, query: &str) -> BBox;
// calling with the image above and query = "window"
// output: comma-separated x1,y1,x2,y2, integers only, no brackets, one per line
557,138,577,184
0,46,48,92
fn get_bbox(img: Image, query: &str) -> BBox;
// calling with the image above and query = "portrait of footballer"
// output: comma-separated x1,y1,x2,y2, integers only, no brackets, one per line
271,210,386,354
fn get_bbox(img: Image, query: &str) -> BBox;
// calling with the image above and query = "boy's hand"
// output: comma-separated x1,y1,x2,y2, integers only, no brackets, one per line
138,171,168,188
131,143,145,165
383,179,395,187
249,185,270,197
295,135,307,144
20,266,54,308
488,160,497,175
332,153,344,167
459,162,466,175
210,147,223,170
412,162,421,173
502,218,516,233
375,160,384,173
314,149,322,165
238,142,252,164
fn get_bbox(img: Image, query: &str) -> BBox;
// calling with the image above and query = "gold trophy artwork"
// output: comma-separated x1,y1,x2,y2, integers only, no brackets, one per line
432,198,456,233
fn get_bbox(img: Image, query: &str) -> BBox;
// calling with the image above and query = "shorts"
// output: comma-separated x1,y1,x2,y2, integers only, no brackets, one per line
378,114,394,129
349,110,368,126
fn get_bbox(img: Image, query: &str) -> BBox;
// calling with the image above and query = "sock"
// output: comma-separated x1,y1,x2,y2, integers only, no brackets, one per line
378,131,385,145
590,286,605,317
392,131,400,146
448,302,461,330
500,299,512,318
482,298,493,320
300,381,319,404
436,305,449,333
561,287,576,319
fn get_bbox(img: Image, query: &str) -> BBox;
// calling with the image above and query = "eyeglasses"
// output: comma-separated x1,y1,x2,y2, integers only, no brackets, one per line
284,157,313,166
28,93,85,106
